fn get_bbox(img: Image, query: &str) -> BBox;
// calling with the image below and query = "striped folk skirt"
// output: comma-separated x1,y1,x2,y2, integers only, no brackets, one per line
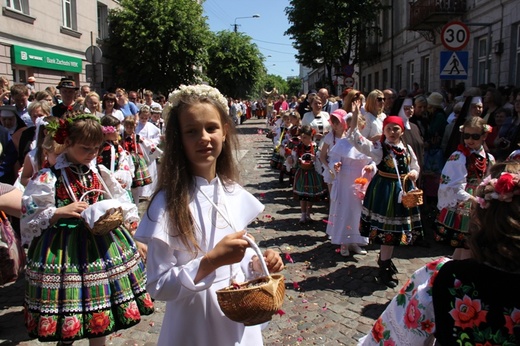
24,219,154,342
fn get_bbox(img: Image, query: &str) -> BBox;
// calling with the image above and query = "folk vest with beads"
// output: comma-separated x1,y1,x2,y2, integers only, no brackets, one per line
378,144,410,175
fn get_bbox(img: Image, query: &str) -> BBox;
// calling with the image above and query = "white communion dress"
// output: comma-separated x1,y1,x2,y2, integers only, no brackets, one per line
135,176,266,346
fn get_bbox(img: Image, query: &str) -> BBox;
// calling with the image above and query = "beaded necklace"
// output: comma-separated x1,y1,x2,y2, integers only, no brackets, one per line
64,164,101,204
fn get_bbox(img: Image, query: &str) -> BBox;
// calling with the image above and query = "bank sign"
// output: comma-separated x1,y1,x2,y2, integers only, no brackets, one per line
12,45,82,73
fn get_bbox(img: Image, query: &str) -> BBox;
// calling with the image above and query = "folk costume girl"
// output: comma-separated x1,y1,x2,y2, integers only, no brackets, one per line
348,103,422,288
122,115,152,203
97,115,133,191
288,125,327,224
270,112,291,174
21,115,153,345
134,85,283,346
135,106,161,199
436,117,494,260
282,111,302,183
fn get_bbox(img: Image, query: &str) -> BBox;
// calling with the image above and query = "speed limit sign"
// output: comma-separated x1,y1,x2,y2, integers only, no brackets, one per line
441,21,470,51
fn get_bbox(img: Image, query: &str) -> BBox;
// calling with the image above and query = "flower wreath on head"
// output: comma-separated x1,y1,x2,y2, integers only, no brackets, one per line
459,124,493,133
102,126,117,134
163,84,229,119
475,172,520,209
45,113,100,144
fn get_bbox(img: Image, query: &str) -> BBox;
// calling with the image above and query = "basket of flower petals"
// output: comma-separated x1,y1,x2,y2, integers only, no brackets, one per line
216,237,285,326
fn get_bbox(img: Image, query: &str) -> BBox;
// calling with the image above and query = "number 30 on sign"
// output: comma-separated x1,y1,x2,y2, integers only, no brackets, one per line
441,21,470,51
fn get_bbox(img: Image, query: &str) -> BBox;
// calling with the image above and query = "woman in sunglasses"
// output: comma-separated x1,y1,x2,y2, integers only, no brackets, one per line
361,90,386,142
436,116,494,260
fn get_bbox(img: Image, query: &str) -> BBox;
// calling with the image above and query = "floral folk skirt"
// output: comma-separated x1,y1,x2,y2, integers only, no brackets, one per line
24,219,154,342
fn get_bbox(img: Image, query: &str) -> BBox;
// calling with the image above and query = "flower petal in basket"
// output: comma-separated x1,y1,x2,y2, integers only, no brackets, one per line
216,274,285,326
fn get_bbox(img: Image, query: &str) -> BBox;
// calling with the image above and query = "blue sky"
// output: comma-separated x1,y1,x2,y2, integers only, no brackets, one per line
202,0,300,79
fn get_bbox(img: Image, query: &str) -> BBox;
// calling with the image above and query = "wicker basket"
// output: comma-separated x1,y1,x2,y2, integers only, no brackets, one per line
216,237,285,326
80,190,124,236
401,173,424,208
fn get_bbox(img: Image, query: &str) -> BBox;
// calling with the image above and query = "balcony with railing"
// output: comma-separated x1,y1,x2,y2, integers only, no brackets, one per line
409,0,466,31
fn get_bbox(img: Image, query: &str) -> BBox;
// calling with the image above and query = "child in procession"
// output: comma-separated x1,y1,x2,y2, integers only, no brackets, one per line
134,84,283,346
347,100,423,288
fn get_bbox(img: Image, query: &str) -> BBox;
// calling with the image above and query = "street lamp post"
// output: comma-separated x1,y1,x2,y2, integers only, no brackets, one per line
233,14,260,33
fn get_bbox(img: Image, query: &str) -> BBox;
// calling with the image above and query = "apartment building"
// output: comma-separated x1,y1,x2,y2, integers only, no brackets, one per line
360,0,520,94
0,0,121,91
302,0,520,96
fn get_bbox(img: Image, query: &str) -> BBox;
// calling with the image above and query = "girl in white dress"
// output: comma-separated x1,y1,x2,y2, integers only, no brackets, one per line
326,113,373,257
134,85,284,346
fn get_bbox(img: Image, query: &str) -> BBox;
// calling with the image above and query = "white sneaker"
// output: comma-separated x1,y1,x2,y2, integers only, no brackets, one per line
340,244,350,257
349,243,368,255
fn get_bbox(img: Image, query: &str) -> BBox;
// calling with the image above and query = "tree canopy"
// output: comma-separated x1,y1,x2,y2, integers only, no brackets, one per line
205,31,265,99
107,0,210,94
285,0,382,90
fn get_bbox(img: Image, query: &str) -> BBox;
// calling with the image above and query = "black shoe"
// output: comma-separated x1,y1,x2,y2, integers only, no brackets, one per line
377,256,398,274
377,260,398,288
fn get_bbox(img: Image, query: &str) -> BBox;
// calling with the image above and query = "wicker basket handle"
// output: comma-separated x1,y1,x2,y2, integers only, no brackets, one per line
242,235,270,277
79,189,107,202
402,173,417,194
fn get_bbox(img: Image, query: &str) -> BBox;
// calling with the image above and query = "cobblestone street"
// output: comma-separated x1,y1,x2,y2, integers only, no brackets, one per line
0,118,452,345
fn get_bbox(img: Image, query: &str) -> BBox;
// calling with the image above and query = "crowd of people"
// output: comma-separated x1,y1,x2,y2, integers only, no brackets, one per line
263,83,520,344
0,78,286,346
1,74,520,345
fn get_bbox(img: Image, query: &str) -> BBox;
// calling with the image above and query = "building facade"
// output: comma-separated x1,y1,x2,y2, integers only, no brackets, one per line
1,0,121,92
359,0,520,94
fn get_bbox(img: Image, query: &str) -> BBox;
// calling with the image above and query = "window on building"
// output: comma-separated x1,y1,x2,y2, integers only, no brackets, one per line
62,0,77,31
476,36,490,85
98,3,109,40
396,65,402,91
407,61,414,91
362,76,366,92
6,0,29,14
420,55,430,92
368,74,372,92
374,71,379,90
382,68,388,89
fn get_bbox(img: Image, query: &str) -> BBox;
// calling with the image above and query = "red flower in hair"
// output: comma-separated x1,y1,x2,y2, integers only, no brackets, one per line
495,173,515,194
54,119,69,144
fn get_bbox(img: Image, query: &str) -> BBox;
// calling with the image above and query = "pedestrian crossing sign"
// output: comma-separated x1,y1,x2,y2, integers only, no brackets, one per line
440,51,468,80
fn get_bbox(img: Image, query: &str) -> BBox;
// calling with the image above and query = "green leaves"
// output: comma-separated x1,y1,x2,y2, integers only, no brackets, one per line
107,0,211,94
206,31,264,99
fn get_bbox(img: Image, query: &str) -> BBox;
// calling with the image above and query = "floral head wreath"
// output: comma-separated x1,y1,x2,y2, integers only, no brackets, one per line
45,113,100,144
162,84,229,120
459,124,493,133
475,172,520,209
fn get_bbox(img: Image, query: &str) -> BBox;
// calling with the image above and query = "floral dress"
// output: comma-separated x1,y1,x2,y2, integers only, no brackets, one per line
21,154,154,342
435,144,494,248
360,257,520,346
348,129,423,246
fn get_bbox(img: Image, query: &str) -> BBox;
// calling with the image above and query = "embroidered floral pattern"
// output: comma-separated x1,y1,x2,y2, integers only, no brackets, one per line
38,316,58,338
361,258,449,345
88,311,112,335
61,315,82,339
